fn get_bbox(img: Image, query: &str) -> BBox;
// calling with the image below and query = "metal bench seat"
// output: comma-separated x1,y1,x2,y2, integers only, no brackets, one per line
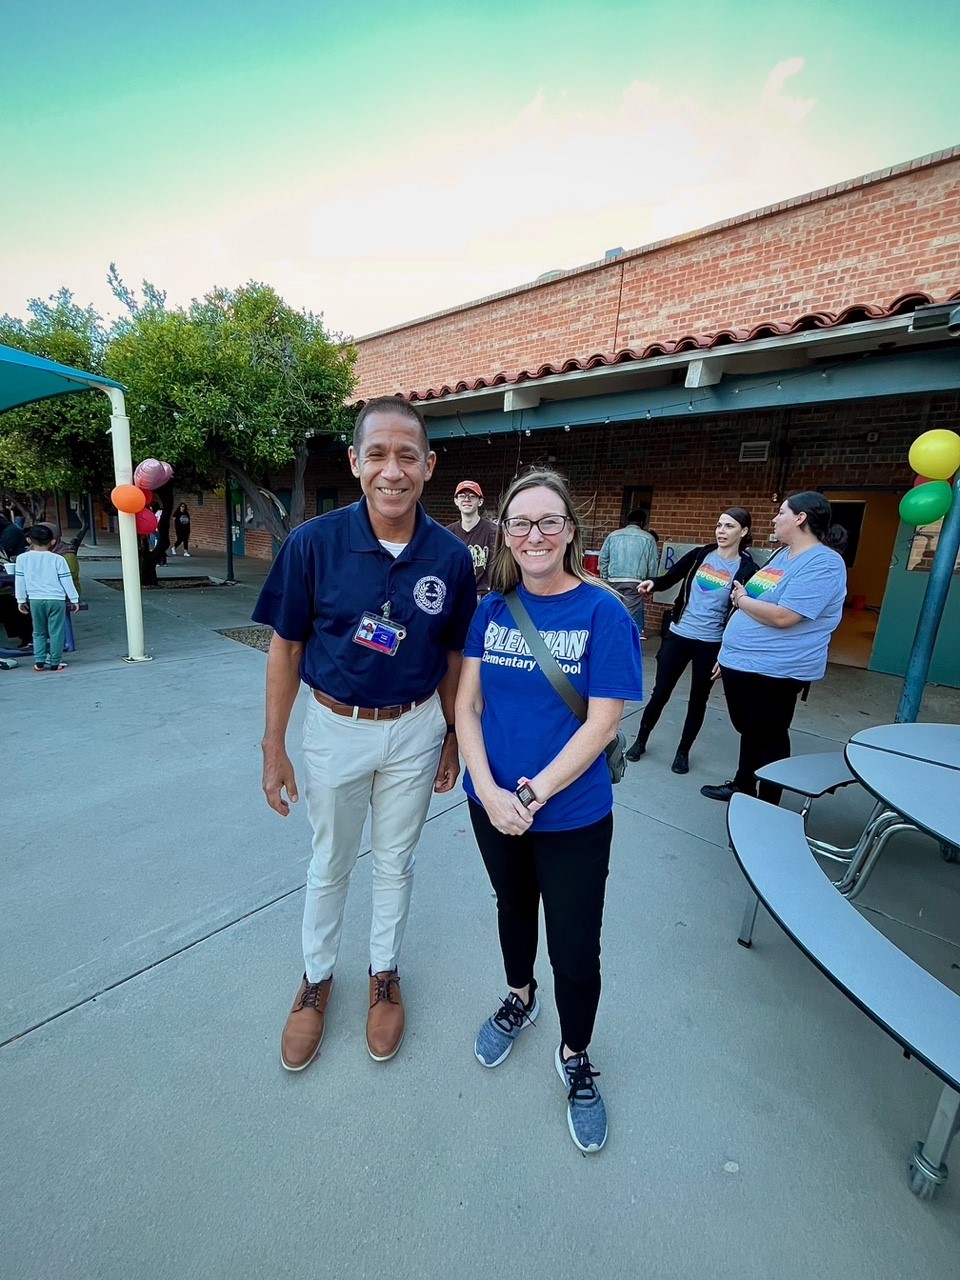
727,793,960,1199
754,751,855,807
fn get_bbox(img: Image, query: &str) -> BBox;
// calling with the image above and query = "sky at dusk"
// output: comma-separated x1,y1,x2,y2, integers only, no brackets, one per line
2,0,958,339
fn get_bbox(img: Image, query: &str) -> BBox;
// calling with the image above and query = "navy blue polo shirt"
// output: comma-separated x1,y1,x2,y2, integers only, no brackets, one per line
252,498,477,706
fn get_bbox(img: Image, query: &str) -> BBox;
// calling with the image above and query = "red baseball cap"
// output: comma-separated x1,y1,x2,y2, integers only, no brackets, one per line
455,480,483,498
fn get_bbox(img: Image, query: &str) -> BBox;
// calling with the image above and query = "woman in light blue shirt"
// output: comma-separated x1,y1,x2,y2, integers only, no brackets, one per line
626,508,757,774
701,492,847,805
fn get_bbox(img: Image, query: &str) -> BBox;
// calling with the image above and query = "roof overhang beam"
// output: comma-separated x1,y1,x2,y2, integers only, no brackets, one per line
416,314,926,418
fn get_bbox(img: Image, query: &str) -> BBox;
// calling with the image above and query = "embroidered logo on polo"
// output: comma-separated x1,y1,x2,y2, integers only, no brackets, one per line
482,622,588,674
745,567,785,597
694,563,733,592
413,575,447,614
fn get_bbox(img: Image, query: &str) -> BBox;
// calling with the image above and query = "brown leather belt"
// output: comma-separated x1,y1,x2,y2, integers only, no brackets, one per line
312,688,432,721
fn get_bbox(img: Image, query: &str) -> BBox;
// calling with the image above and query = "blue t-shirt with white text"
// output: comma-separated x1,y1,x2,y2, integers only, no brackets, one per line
463,582,644,831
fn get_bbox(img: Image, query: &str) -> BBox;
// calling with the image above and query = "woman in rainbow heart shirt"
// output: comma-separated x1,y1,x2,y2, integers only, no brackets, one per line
700,492,847,805
625,508,757,774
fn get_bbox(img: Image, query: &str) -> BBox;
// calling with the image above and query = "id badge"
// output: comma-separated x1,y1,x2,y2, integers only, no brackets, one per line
353,611,407,656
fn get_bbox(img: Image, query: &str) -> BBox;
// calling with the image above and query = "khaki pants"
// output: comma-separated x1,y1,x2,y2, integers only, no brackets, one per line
299,694,445,981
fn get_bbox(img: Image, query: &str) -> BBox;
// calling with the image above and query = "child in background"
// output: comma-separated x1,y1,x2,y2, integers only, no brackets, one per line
15,525,80,672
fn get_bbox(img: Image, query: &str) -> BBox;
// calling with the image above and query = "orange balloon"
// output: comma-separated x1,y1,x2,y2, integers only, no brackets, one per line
111,484,147,515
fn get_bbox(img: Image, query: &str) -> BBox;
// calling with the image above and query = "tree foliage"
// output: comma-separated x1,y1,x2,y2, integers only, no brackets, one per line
104,275,358,540
0,289,114,523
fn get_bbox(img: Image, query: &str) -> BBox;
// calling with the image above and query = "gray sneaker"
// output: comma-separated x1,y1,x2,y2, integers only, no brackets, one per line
555,1045,608,1153
474,987,540,1067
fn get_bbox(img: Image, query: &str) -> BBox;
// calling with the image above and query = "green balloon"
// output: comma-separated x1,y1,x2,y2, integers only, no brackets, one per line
899,480,954,526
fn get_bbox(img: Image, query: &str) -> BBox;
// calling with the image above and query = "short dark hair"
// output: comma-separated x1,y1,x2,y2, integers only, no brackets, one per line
785,492,833,541
27,524,54,546
353,397,430,455
626,508,647,528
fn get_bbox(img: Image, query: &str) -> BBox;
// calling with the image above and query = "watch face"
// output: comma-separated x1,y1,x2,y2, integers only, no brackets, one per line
515,784,536,807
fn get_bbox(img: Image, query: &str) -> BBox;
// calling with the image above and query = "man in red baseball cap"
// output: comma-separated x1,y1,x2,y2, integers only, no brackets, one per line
447,481,497,598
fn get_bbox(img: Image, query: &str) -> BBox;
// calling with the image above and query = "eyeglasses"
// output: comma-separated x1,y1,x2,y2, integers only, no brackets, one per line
501,514,571,537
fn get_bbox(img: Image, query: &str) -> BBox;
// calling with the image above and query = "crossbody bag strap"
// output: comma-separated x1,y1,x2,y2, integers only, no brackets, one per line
503,589,588,723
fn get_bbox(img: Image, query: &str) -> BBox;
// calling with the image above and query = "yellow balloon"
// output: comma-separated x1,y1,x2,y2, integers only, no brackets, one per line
908,429,960,482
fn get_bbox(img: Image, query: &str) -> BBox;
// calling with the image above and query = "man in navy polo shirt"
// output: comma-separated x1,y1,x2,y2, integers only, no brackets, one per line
253,397,476,1072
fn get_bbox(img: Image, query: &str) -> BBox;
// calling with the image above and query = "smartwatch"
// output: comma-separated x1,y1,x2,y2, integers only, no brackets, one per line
515,783,537,808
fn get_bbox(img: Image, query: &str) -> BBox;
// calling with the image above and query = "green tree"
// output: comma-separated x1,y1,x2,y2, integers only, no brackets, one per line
0,289,114,530
105,274,357,542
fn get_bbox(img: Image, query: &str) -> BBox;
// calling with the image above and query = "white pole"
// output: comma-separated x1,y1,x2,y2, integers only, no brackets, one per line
101,386,149,661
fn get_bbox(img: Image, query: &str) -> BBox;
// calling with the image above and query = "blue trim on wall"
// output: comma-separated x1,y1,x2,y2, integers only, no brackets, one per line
424,348,960,440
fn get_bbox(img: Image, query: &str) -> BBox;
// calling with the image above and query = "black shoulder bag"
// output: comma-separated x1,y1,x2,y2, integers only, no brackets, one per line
503,589,628,784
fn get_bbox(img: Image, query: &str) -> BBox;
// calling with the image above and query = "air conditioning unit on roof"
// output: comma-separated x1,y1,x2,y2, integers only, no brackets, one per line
739,441,770,463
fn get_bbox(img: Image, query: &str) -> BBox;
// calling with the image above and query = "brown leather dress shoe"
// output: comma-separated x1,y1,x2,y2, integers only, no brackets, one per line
366,970,405,1061
281,974,333,1072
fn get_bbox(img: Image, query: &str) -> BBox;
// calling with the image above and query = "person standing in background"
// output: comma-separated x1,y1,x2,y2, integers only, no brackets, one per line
626,508,757,774
15,524,80,672
701,493,847,805
598,510,659,634
171,503,191,557
446,480,497,599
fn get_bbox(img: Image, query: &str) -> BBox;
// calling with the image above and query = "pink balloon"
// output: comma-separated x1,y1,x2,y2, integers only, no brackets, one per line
135,508,158,536
159,461,174,483
134,458,168,490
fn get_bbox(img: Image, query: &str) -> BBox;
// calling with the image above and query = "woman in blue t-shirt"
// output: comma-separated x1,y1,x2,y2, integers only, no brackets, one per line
625,507,757,775
455,469,643,1155
700,492,847,805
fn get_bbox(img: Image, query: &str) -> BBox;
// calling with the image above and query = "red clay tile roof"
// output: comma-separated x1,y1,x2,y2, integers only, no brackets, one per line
387,290,959,406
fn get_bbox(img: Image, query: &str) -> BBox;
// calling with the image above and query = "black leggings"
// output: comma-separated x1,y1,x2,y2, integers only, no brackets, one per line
469,801,613,1053
173,528,190,551
639,630,721,751
720,667,805,803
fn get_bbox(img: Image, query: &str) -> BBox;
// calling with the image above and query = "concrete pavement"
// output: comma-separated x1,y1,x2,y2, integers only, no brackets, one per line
2,548,959,1278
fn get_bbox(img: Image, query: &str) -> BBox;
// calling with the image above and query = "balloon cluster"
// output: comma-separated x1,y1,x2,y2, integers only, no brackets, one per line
899,431,960,526
111,458,175,536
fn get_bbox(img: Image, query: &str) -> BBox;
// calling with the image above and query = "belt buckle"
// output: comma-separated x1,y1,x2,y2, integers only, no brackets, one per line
375,704,403,722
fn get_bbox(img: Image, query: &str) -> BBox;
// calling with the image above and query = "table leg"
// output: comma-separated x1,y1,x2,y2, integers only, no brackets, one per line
909,1085,960,1200
738,894,760,948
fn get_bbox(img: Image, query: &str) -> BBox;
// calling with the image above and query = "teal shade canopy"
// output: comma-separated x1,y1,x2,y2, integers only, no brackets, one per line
0,342,125,413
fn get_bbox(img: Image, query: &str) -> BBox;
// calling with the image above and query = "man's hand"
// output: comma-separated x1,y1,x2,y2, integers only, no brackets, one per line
18,603,29,614
711,662,721,682
433,733,461,793
69,602,80,613
637,580,655,596
262,744,300,817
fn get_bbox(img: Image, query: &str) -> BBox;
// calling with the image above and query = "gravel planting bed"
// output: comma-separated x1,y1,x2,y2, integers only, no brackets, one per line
97,577,226,591
219,625,272,652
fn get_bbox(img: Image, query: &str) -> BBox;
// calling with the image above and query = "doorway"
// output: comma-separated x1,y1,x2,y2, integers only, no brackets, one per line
824,489,901,668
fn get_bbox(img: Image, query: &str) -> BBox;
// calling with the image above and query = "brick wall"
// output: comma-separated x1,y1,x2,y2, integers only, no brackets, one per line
229,391,958,567
354,151,960,399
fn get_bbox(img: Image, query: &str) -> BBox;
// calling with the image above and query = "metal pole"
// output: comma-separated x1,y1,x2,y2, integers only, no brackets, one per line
225,476,235,583
896,475,960,723
101,387,149,661
87,492,97,546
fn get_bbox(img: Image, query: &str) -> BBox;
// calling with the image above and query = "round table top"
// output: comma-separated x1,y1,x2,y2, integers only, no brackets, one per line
848,722,960,770
844,742,960,847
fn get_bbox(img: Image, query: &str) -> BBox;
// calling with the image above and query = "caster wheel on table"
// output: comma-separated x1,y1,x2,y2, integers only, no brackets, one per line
908,1163,938,1199
908,1143,947,1200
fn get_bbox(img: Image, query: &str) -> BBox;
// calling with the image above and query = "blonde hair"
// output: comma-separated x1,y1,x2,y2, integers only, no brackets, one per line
489,469,616,596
